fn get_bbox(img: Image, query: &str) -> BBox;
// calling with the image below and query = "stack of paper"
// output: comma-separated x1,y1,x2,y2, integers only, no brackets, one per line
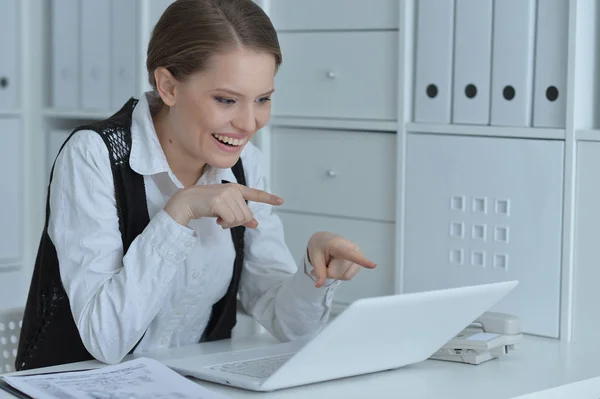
1,357,230,399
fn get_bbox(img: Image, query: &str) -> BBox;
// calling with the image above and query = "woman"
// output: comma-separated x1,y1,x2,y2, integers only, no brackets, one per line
16,0,376,370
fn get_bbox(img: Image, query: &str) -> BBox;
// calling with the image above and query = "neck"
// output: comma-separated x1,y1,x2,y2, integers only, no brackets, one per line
153,105,206,188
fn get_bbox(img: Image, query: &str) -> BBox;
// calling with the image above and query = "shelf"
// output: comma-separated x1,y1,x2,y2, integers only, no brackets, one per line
269,116,397,132
576,130,600,142
43,108,113,120
0,110,22,117
406,122,566,140
0,262,21,272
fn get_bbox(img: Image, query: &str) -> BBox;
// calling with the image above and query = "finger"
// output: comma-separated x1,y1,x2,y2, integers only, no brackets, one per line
308,249,328,288
214,202,237,229
325,259,358,280
225,190,247,225
239,186,284,206
323,258,346,280
330,242,377,269
231,189,258,228
341,263,362,281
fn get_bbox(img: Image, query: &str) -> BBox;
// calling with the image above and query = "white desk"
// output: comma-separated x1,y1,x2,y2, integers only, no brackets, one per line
3,334,600,399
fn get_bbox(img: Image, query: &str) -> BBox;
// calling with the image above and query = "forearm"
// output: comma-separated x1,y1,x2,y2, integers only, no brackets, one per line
240,255,339,342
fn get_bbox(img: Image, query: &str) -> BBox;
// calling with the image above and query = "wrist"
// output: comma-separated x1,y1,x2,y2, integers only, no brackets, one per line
165,191,193,226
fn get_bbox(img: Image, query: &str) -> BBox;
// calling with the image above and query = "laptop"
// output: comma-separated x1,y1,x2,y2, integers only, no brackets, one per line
164,280,518,392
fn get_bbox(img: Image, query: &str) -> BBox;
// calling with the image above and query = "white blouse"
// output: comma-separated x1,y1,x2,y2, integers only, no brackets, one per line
47,94,339,365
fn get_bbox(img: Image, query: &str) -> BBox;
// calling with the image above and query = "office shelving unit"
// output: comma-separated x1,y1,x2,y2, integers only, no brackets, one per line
3,0,600,343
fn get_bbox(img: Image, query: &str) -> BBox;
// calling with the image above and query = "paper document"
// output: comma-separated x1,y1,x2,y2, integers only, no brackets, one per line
2,357,230,399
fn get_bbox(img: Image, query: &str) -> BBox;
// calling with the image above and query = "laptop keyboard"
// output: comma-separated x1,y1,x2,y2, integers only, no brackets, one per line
210,353,294,379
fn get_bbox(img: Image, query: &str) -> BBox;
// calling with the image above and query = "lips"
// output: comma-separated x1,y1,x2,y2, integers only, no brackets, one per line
211,133,248,153
211,133,248,147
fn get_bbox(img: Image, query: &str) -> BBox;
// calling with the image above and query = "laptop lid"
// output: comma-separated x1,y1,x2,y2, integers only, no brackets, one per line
260,280,518,391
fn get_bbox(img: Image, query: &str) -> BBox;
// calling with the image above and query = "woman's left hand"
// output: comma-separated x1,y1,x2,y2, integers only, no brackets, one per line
306,232,377,288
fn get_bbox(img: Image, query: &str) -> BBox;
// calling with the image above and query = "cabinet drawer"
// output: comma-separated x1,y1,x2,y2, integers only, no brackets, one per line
271,128,396,222
269,0,398,31
277,211,395,305
273,31,398,120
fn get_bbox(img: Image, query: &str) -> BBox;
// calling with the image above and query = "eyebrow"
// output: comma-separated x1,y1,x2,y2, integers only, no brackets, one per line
212,88,275,98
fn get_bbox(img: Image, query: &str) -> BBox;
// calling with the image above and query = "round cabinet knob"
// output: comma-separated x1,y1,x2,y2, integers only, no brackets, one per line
0,77,8,89
326,169,337,178
326,70,336,79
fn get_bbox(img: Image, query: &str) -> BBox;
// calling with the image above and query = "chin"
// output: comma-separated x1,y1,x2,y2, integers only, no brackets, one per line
208,153,242,170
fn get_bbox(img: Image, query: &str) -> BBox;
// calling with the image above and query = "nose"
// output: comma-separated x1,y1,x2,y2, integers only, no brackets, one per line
232,105,257,134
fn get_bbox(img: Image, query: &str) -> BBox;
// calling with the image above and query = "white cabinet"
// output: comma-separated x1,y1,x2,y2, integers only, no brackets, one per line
273,31,398,120
572,141,600,342
271,128,396,221
0,118,22,267
403,133,564,338
271,127,396,307
268,1,399,313
11,0,590,342
277,212,395,306
269,0,398,31
0,0,18,110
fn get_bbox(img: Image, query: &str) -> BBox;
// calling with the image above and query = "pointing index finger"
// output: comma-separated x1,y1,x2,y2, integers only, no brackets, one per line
240,186,284,206
330,245,377,269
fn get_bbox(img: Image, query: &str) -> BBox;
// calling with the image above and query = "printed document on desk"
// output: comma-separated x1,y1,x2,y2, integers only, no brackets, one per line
2,357,230,399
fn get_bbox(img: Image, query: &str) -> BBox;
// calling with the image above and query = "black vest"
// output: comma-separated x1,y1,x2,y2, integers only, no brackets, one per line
16,98,246,371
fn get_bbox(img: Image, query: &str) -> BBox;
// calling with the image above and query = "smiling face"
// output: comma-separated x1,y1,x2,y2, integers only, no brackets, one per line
154,47,276,170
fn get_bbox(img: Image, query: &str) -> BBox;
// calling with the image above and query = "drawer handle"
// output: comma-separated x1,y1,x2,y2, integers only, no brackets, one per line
326,70,336,79
326,170,337,178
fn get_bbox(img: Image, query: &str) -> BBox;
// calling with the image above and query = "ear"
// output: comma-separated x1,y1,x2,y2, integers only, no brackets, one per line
154,67,178,107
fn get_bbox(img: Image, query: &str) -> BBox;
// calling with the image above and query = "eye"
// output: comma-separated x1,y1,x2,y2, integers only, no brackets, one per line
257,97,271,104
214,96,236,105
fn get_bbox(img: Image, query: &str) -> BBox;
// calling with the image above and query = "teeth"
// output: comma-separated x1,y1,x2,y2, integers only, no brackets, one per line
212,134,247,146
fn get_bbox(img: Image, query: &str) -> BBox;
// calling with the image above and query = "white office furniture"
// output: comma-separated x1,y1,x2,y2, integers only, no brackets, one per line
0,0,19,111
0,307,23,374
0,0,22,273
0,119,22,271
4,334,600,398
2,0,600,344
266,0,399,315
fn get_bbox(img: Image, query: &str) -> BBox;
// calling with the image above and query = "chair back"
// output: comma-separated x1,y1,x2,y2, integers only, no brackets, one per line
0,307,23,374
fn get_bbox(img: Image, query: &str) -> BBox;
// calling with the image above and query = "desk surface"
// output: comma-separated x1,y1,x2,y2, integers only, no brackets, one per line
3,334,600,399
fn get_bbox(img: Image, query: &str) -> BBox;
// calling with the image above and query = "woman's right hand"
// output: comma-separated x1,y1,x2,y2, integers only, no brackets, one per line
164,184,284,228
